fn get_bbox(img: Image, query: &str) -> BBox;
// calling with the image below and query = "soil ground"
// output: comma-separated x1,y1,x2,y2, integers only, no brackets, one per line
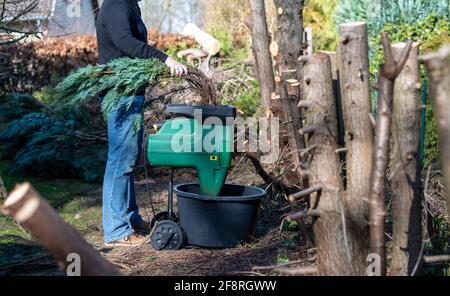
0,159,314,276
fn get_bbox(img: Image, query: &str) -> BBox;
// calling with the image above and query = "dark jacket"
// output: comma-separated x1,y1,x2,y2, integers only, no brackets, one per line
96,0,168,64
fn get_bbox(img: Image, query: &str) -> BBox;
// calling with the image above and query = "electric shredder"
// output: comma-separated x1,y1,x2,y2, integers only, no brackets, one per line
146,104,266,250
147,104,235,196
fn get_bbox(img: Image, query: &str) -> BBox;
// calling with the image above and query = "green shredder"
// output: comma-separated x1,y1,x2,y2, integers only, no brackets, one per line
147,105,236,196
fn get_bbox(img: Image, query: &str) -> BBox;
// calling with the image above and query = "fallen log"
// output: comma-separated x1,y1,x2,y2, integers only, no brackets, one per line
1,182,120,276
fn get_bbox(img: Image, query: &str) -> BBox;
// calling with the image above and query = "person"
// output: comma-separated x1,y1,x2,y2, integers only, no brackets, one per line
96,0,187,247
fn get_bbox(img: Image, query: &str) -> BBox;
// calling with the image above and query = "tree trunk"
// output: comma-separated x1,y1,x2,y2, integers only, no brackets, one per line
338,22,373,227
272,0,306,180
248,0,275,117
421,45,450,219
390,42,423,276
1,183,120,276
299,53,352,275
333,22,372,275
369,34,413,276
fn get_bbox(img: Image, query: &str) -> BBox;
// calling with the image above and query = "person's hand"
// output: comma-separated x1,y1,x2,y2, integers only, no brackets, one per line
165,57,188,77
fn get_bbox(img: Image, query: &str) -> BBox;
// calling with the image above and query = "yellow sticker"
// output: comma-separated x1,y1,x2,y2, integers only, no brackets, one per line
210,155,218,161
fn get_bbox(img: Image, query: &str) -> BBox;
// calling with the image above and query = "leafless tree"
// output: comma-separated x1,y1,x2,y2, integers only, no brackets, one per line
0,0,40,45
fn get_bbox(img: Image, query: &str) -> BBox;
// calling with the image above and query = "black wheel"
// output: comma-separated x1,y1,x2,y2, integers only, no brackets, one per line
150,220,184,251
150,211,178,228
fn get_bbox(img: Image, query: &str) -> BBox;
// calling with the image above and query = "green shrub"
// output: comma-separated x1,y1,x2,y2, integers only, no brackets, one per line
304,0,339,51
0,92,107,182
336,0,450,38
232,80,261,117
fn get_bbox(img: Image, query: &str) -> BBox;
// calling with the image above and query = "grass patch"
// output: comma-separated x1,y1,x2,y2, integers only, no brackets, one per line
0,159,102,268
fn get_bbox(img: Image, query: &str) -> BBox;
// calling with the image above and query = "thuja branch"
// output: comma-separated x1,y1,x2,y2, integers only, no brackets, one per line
54,57,218,124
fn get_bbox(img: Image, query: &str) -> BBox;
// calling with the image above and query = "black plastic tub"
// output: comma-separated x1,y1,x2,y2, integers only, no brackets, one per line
173,183,266,248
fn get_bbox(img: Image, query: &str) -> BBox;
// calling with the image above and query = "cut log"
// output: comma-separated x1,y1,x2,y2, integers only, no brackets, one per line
1,183,120,276
389,42,423,276
369,34,413,276
421,44,450,219
247,0,276,116
181,23,220,56
338,22,373,228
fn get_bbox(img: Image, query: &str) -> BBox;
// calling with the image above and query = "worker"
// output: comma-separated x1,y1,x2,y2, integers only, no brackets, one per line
96,0,187,247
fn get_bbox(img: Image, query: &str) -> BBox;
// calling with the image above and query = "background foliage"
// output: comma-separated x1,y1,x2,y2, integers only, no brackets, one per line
0,91,107,182
336,0,449,38
304,0,339,51
334,0,450,166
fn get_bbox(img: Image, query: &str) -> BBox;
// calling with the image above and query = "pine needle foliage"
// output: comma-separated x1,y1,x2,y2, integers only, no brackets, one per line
0,92,107,182
55,57,169,125
0,109,107,181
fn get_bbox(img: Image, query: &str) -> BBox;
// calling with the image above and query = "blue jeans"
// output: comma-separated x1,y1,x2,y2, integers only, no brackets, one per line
102,95,145,243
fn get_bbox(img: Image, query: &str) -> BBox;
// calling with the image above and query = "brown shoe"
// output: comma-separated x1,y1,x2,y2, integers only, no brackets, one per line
105,233,148,247
133,220,151,234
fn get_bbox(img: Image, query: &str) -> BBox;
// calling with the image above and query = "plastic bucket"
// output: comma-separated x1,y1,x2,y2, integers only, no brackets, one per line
173,183,266,248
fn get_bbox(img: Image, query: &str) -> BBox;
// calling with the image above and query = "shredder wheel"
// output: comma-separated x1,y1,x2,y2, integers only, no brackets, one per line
150,220,184,251
150,211,178,229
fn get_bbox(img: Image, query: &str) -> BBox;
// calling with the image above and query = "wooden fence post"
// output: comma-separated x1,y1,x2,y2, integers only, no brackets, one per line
390,42,423,276
295,53,343,275
338,22,373,227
